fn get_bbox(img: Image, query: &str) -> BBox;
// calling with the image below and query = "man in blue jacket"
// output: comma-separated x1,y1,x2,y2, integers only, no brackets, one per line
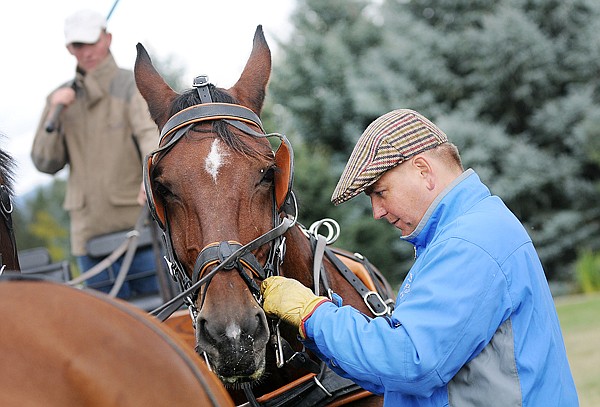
261,109,578,406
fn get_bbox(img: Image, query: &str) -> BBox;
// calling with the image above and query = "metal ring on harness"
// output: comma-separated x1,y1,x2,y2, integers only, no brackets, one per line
308,218,340,245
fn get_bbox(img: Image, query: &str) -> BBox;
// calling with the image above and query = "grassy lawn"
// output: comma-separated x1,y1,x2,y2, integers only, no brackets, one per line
555,293,600,406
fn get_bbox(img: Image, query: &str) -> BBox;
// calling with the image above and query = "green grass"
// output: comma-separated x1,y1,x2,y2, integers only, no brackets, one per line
556,293,600,406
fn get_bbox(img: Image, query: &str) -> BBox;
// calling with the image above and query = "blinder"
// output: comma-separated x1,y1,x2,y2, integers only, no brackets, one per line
144,101,294,230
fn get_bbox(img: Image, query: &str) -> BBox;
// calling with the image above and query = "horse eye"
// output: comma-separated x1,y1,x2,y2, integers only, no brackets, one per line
260,167,275,184
154,180,173,198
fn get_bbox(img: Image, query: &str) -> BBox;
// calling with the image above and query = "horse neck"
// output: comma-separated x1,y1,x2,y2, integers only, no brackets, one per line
279,225,314,286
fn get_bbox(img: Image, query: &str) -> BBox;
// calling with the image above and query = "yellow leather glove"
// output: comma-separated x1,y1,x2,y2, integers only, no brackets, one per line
261,276,329,337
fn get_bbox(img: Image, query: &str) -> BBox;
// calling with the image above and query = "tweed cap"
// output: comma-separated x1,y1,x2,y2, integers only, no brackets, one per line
331,109,448,205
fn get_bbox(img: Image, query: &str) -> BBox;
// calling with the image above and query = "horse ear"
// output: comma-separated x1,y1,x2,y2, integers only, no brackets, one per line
134,43,179,131
229,25,271,116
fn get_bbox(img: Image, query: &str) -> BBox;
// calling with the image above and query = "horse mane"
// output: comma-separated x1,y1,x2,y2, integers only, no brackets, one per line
170,86,270,160
0,144,15,196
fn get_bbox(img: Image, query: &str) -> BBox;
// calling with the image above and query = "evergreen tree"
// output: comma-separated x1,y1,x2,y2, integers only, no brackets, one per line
269,0,600,283
270,0,413,286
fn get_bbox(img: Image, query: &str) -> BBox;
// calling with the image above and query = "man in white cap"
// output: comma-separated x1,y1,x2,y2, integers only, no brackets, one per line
261,109,578,406
32,9,160,300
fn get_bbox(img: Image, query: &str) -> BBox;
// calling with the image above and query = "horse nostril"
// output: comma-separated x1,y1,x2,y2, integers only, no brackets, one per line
232,311,267,339
253,310,268,336
197,317,217,346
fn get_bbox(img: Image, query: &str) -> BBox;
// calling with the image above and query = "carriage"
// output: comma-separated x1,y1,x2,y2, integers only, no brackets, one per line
0,25,396,406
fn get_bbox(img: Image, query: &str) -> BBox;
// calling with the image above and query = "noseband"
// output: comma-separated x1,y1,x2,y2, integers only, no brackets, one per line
153,213,296,323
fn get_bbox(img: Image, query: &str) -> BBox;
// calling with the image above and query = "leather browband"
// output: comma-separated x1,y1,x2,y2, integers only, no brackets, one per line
159,103,265,145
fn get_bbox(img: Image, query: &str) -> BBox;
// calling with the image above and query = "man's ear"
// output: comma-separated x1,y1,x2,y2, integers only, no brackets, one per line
412,155,435,190
104,32,112,47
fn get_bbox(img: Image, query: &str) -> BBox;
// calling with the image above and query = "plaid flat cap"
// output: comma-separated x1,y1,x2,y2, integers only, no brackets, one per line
331,109,448,205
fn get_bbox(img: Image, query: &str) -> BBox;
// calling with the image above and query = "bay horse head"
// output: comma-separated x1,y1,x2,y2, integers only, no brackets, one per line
134,26,295,385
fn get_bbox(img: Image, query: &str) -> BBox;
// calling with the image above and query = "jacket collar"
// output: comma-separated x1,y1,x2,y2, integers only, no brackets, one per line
74,53,118,107
401,169,490,252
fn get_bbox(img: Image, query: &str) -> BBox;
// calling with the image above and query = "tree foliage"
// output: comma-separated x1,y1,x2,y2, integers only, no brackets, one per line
268,0,600,283
14,177,71,263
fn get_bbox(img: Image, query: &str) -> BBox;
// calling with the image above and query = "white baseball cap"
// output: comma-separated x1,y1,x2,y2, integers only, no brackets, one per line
64,9,107,45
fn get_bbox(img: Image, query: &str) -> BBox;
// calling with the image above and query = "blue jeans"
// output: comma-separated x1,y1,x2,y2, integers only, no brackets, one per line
77,246,159,300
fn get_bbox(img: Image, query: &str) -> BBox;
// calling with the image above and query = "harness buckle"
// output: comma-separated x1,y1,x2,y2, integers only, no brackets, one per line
193,75,212,104
364,290,390,317
192,75,209,87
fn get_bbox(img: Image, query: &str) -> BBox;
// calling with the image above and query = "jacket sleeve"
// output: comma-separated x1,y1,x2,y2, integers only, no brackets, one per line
128,86,158,158
31,98,68,174
303,238,510,397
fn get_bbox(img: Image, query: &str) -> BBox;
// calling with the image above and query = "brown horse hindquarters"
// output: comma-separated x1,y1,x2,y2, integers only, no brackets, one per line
0,278,233,407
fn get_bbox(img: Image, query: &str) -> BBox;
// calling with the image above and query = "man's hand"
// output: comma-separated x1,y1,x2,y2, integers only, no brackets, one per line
261,276,329,336
49,87,76,109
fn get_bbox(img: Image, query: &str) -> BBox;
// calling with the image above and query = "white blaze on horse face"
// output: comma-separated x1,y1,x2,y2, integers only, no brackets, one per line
204,139,228,183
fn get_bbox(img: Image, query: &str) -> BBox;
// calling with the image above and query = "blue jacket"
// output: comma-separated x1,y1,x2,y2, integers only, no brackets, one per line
304,169,578,406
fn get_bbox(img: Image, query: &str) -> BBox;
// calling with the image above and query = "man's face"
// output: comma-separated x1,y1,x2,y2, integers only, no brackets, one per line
66,31,112,73
366,157,432,236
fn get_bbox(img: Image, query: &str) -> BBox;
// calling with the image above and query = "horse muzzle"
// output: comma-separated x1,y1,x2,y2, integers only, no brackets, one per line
193,247,270,384
195,303,270,384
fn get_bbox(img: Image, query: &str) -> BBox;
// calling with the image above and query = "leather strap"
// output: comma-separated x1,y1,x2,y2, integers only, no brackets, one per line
243,367,363,407
160,103,265,145
324,247,390,316
292,368,363,407
312,235,327,296
193,75,212,104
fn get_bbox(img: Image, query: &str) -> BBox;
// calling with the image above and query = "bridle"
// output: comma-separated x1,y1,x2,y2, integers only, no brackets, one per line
148,77,297,323
0,183,17,273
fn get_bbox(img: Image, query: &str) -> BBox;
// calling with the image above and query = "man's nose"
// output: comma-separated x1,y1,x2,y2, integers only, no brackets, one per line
371,199,386,220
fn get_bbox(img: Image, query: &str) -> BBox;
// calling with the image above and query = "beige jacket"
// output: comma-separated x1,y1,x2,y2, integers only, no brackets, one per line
32,54,158,256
